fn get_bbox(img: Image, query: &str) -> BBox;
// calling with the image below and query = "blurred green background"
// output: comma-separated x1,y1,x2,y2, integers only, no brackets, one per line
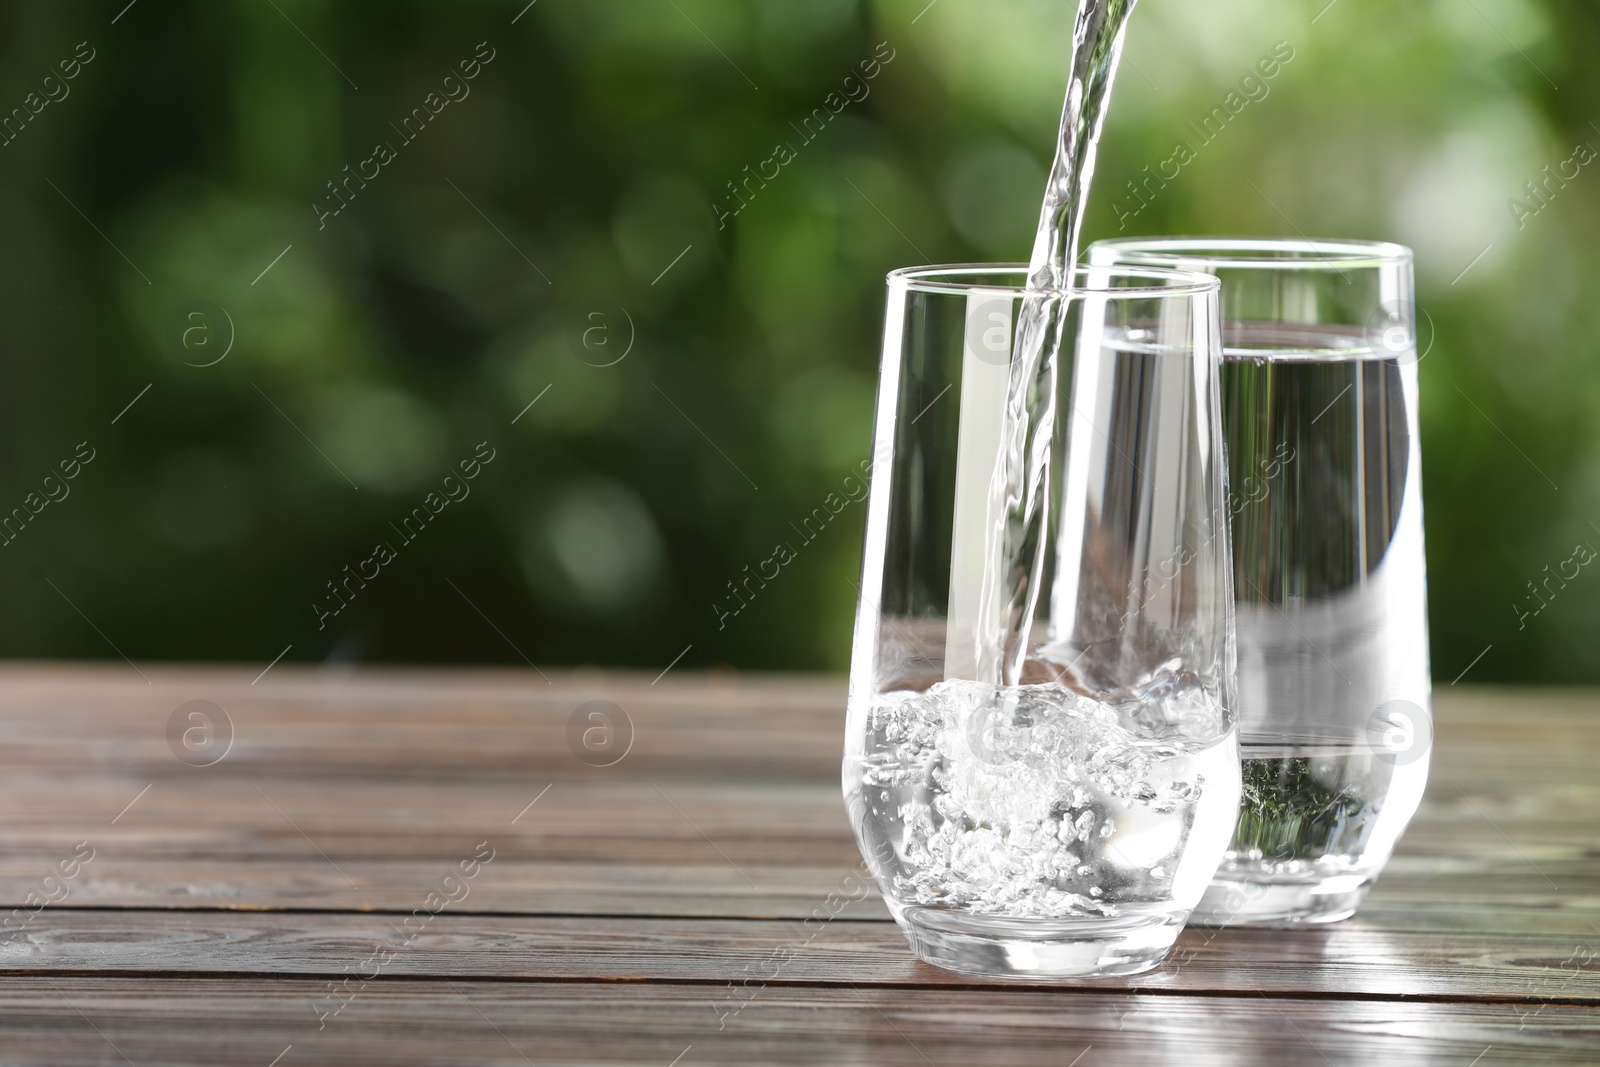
0,0,1592,681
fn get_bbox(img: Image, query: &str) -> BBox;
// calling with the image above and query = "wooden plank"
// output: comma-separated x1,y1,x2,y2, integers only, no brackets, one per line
0,774,1592,868
0,663,847,782
0,776,1593,925
0,856,1596,933
0,858,878,919
1,665,1595,781
2,910,1597,1003
0,978,1590,1066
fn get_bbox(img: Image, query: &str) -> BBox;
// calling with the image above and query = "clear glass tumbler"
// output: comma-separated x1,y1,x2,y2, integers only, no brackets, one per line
1088,238,1432,926
844,264,1239,979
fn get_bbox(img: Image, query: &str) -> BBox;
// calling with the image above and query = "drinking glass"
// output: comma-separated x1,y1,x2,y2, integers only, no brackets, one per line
844,264,1238,979
1088,237,1431,926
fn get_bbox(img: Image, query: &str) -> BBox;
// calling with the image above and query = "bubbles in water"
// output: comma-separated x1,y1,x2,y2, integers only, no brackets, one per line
855,677,1233,918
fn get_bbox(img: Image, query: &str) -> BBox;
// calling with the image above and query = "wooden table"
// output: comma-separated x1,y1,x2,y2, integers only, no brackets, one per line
0,665,1595,1065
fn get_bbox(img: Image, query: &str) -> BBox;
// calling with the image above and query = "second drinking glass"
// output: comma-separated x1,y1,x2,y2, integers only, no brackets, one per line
1088,237,1433,926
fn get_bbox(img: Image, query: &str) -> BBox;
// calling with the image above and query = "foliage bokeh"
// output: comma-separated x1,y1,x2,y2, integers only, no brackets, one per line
0,0,1593,681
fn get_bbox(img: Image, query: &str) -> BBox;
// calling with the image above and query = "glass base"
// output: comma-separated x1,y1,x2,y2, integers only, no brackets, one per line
1190,874,1374,927
896,906,1184,980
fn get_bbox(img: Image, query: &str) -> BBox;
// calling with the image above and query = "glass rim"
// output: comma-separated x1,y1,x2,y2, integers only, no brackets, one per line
1086,236,1413,271
886,262,1221,298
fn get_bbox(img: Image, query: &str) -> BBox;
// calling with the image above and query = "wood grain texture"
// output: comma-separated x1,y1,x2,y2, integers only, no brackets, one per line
0,979,1591,1066
2,910,1597,1003
0,664,1594,1064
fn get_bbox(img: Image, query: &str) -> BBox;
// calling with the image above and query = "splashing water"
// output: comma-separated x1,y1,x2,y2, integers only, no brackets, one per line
850,676,1238,918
